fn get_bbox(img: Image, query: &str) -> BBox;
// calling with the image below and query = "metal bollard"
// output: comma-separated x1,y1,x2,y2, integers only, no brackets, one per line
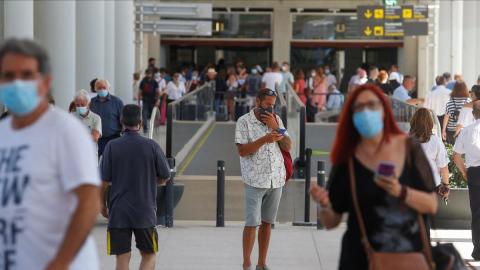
317,161,326,230
165,158,175,228
216,160,225,227
304,148,312,223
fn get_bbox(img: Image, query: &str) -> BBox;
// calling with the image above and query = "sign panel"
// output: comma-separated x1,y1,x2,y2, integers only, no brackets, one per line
384,6,402,20
413,6,429,20
357,4,429,38
404,21,428,36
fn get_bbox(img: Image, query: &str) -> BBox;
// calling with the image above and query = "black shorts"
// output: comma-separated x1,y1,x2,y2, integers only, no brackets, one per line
107,227,158,255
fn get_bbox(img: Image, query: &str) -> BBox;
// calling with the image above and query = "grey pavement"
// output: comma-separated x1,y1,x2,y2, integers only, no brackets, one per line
93,221,480,270
94,221,344,270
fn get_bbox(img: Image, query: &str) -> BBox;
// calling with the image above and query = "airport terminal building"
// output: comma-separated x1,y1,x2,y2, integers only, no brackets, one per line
0,0,479,109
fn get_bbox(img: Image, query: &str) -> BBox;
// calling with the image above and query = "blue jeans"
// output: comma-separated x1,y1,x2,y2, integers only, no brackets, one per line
142,102,155,132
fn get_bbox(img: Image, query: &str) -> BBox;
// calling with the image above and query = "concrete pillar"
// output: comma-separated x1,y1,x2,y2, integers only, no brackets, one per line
272,5,291,64
437,0,452,75
4,0,34,39
417,36,429,98
34,1,76,110
450,0,463,75
462,0,479,86
114,0,135,104
105,0,115,92
76,1,105,91
398,37,418,77
147,33,161,69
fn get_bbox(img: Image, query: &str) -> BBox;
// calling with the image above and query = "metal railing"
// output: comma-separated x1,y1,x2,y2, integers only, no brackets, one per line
286,84,307,176
389,97,418,123
166,83,214,158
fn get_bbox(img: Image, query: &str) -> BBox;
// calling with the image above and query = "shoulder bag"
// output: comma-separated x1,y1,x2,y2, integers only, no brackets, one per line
348,158,434,270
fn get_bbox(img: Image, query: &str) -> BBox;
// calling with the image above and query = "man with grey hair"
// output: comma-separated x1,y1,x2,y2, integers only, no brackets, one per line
454,100,480,260
0,39,100,269
90,78,124,157
72,89,102,144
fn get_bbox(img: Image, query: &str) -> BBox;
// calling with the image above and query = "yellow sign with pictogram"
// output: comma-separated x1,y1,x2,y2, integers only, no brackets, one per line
402,8,412,19
374,26,384,36
364,26,373,36
364,9,373,19
374,9,384,19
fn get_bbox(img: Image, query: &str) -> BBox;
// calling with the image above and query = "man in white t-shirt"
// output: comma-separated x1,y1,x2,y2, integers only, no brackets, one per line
0,39,101,270
278,62,294,93
261,62,283,92
424,76,451,129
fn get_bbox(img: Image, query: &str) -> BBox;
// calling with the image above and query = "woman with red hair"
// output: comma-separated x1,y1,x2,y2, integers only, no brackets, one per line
310,84,437,269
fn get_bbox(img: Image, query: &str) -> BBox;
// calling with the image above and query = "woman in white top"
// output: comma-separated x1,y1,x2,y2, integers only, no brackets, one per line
410,108,450,199
455,85,480,137
166,73,186,103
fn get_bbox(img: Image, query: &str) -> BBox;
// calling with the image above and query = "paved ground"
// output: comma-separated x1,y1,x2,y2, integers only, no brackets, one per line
93,221,480,270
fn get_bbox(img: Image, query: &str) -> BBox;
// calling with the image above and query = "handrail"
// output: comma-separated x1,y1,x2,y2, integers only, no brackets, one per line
285,83,307,170
148,106,159,139
275,87,288,127
170,83,209,107
166,83,214,158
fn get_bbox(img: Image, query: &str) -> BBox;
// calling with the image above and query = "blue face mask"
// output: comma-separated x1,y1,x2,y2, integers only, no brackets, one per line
0,80,40,116
77,106,88,116
97,89,108,98
353,109,384,138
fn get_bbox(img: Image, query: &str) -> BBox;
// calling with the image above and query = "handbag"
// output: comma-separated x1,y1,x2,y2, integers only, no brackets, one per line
348,158,434,270
273,116,294,182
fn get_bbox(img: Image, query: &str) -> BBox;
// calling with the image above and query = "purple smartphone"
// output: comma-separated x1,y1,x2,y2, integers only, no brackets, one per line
376,161,396,179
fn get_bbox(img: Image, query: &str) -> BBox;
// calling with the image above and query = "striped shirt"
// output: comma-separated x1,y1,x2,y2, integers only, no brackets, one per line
445,97,470,131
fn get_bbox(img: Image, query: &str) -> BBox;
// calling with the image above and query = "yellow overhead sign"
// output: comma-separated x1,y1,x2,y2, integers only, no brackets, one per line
364,9,373,19
374,26,384,36
402,8,413,19
364,26,373,36
374,9,384,19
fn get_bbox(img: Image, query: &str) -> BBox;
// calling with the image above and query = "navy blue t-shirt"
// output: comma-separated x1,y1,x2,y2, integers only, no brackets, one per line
101,131,170,228
90,94,124,137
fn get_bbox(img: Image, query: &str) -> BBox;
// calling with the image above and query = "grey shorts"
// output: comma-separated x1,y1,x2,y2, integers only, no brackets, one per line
244,184,283,227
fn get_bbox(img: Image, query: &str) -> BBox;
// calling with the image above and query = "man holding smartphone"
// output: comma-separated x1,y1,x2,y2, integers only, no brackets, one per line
235,88,292,270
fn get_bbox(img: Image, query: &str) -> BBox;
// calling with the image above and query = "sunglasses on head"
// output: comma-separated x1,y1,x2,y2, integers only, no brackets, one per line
263,89,277,97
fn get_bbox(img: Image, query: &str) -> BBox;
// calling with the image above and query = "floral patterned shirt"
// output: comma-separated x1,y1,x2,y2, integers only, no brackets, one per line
235,110,287,188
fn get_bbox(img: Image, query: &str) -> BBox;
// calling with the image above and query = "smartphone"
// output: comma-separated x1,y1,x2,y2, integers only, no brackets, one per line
376,161,396,179
278,128,286,136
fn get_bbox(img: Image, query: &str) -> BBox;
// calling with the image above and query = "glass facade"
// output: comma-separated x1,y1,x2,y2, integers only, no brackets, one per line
212,13,272,39
163,12,272,39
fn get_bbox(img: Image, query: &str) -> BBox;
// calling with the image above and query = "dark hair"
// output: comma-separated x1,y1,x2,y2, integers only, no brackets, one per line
435,76,445,86
443,72,451,81
121,105,142,127
294,69,305,81
148,57,155,63
90,78,98,92
331,84,403,165
472,85,480,100
369,65,378,72
256,88,277,101
451,81,469,98
403,75,415,82
410,108,434,143
0,38,51,75
473,100,480,119
271,62,280,70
